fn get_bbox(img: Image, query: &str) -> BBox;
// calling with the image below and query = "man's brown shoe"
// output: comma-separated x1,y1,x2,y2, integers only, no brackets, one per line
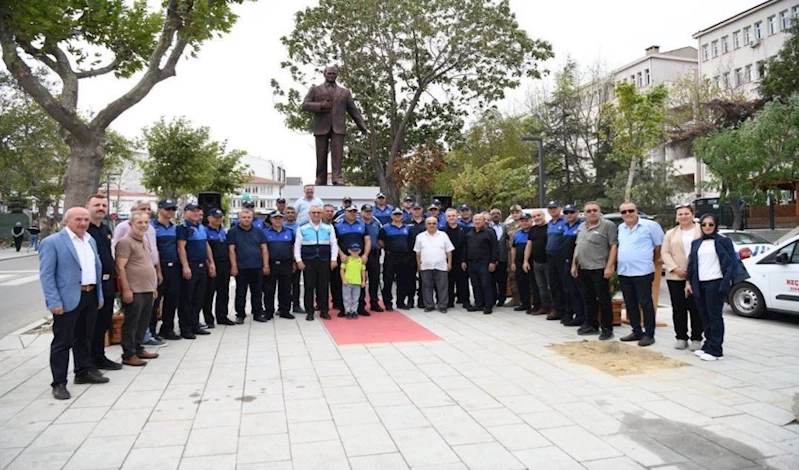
527,308,544,315
137,350,159,359
123,356,147,367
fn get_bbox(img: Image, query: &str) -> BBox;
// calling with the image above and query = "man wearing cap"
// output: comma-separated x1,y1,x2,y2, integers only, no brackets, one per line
203,209,235,327
401,196,414,222
360,204,384,311
228,209,270,323
294,205,338,321
426,205,444,229
458,205,474,228
327,203,344,311
505,205,524,308
544,201,568,322
263,211,295,320
283,206,304,314
152,199,183,340
561,204,585,327
177,202,217,339
378,208,413,310
414,216,455,313
236,200,266,230
333,196,352,223
271,197,287,216
334,205,372,316
523,210,552,315
511,213,539,313
488,208,509,307
294,184,324,226
406,204,428,308
372,193,394,225
443,208,470,309
462,214,500,314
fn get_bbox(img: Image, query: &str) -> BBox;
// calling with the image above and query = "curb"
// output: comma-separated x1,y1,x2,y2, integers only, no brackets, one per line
8,317,49,337
0,252,38,262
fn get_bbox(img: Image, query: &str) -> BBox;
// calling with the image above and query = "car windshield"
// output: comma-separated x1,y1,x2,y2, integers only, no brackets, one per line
723,232,772,245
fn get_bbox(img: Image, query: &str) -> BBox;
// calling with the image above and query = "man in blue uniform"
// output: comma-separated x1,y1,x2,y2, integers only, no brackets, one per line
562,204,585,327
333,196,352,223
294,205,338,321
153,199,183,340
545,201,567,322
401,196,414,222
378,208,413,310
458,205,475,228
203,208,235,327
335,205,372,316
284,206,304,314
443,208,470,308
263,211,295,320
511,213,538,312
228,209,269,323
407,204,427,307
360,204,383,311
177,202,216,339
235,201,266,229
372,192,394,225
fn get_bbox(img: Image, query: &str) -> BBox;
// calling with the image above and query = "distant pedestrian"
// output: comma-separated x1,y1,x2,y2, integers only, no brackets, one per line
27,224,40,252
414,216,454,313
11,222,24,252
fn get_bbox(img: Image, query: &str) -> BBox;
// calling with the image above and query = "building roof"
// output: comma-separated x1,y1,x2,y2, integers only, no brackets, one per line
611,46,697,76
250,176,283,185
692,0,776,38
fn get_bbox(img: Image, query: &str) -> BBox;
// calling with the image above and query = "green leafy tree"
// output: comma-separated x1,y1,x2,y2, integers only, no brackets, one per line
694,93,799,229
604,162,692,215
392,142,446,203
762,21,799,100
139,117,252,202
0,0,248,209
271,0,553,203
603,82,669,202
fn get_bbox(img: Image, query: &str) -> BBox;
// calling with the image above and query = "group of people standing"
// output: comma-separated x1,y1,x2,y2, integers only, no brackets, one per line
10,221,39,252
38,187,742,400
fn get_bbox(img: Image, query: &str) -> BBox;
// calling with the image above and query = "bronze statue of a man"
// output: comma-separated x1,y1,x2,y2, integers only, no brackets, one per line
302,66,368,186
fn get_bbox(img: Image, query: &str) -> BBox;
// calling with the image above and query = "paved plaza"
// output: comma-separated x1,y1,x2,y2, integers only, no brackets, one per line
1,303,798,470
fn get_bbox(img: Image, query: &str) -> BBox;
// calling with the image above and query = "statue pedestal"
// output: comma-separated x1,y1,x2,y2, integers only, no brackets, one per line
282,184,382,210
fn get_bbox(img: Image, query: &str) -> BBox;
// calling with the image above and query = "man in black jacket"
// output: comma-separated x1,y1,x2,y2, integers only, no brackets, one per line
462,214,499,314
443,208,470,309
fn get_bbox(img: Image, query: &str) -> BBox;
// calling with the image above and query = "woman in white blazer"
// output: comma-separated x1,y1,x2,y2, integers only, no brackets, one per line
661,204,702,351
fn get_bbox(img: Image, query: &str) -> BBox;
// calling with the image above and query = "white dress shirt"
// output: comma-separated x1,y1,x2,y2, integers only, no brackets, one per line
414,230,454,271
65,227,97,285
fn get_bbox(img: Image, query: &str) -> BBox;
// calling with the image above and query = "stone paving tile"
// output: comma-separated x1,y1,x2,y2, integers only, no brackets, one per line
122,445,183,470
349,452,409,470
184,425,239,457
583,456,645,470
540,425,623,462
338,423,398,457
452,441,526,469
421,405,494,446
512,445,585,470
178,453,236,470
64,435,136,470
291,439,350,470
388,426,462,467
5,450,74,470
134,419,192,448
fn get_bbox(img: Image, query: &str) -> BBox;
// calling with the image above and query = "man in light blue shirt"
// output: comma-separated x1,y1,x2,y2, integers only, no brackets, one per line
294,184,324,226
616,201,664,347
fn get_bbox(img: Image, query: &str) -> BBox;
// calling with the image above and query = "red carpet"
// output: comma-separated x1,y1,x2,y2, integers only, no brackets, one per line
322,309,442,345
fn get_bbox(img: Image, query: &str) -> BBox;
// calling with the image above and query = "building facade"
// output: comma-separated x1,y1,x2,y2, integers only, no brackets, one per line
228,155,287,218
694,0,799,98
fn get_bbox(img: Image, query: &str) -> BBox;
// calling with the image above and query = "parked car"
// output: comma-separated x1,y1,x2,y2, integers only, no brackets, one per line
600,212,655,226
718,229,774,260
728,235,799,318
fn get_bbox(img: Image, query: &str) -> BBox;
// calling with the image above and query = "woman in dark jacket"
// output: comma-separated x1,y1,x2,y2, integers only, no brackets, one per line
685,214,737,361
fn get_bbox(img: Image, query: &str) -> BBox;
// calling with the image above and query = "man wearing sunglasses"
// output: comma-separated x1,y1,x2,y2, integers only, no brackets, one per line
617,202,664,347
151,200,182,340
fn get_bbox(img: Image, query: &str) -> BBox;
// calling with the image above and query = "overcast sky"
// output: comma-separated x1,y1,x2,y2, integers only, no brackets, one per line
74,0,759,183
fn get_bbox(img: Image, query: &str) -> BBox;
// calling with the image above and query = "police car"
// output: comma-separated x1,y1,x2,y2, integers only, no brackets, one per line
729,234,799,318
718,229,774,260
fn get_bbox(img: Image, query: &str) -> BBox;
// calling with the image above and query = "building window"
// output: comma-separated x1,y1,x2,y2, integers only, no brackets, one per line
768,16,778,35
630,75,635,84
781,10,790,30
754,21,763,39
732,31,741,49
757,60,766,78
644,69,651,85
636,72,642,87
734,68,743,87
711,40,719,57
722,72,730,87
743,26,752,45
702,44,709,61
794,6,799,17
744,64,752,83
721,35,729,53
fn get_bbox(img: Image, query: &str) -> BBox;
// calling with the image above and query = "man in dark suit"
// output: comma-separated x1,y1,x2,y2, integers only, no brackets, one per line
302,66,369,186
39,207,109,400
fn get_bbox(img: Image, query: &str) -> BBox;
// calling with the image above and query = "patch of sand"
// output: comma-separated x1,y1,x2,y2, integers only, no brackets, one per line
550,340,686,376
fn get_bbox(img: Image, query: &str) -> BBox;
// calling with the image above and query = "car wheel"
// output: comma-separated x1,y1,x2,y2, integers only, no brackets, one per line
729,282,766,318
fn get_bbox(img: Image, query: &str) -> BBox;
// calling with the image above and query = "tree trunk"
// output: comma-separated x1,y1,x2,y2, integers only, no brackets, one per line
623,156,638,202
730,202,743,230
63,134,104,209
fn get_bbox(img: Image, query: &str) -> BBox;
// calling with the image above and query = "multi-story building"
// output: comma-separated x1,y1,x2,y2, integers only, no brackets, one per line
228,155,287,218
694,0,798,98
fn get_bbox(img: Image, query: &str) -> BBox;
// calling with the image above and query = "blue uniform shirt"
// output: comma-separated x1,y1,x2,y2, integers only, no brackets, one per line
546,217,567,253
263,226,294,261
206,226,229,262
232,218,265,230
176,221,208,263
362,218,382,250
378,223,411,253
284,221,299,234
458,218,474,229
335,219,369,255
563,220,582,260
227,224,267,269
617,218,664,276
152,220,178,263
372,204,394,225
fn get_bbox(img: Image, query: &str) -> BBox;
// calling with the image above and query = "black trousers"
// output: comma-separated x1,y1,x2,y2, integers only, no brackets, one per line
383,252,413,308
667,279,703,341
697,279,725,357
91,279,115,363
203,260,231,324
235,268,264,317
121,293,154,359
366,251,381,307
619,273,656,337
156,263,182,335
291,268,302,310
50,291,96,386
331,263,344,309
580,268,613,330
264,260,292,315
179,262,207,332
13,237,23,251
493,261,508,305
303,258,330,313
564,259,586,323
546,252,567,315
448,259,469,306
515,258,538,308
467,262,493,309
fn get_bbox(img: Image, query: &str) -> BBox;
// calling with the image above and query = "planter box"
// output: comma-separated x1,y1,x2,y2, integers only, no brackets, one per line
109,311,124,345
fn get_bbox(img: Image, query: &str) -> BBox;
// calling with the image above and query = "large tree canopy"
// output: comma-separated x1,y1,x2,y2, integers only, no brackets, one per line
272,0,553,203
0,0,248,209
762,21,799,100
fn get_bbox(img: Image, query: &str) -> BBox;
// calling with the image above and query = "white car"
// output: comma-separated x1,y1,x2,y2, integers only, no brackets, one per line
729,235,799,318
718,229,774,260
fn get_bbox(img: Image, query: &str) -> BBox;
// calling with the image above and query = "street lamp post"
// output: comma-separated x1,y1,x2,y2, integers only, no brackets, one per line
522,136,545,208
